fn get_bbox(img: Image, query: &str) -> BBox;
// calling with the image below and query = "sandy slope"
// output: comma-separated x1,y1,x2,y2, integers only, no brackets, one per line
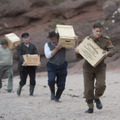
0,70,120,120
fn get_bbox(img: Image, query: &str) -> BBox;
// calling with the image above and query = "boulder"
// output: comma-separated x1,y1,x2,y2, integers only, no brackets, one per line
0,0,32,17
0,17,29,28
0,0,119,74
103,1,117,19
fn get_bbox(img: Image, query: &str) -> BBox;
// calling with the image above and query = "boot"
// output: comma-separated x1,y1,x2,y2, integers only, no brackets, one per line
0,79,2,89
49,86,55,100
85,103,94,113
85,108,93,113
8,90,12,93
17,85,22,96
55,89,63,102
30,85,35,96
94,98,103,109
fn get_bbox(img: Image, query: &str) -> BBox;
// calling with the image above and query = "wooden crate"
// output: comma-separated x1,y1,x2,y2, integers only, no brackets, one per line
55,24,76,48
76,36,105,67
4,33,21,49
23,54,40,66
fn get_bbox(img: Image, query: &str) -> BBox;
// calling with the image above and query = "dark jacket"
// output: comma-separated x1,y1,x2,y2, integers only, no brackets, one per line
17,42,39,71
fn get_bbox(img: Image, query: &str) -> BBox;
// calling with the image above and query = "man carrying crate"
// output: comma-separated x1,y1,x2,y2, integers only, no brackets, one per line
16,33,40,96
0,39,14,92
44,31,69,102
75,22,115,113
44,30,78,102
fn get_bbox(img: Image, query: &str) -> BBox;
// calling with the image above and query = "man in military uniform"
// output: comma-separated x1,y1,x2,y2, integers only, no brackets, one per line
75,22,115,113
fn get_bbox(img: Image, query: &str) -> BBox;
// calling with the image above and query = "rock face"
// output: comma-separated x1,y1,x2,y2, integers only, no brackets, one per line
0,0,119,74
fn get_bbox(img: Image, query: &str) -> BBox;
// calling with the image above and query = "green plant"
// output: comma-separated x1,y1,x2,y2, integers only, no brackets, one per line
116,1,120,6
45,28,50,32
102,20,108,27
48,21,65,29
0,0,9,4
53,0,64,5
48,23,56,29
55,20,65,25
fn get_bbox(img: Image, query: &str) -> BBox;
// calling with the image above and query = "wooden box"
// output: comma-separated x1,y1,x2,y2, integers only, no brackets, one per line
4,33,21,49
76,36,105,67
23,54,40,66
55,24,76,48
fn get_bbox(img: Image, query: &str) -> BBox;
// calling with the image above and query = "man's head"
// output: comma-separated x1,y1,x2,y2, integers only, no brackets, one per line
92,22,103,38
48,31,59,46
21,32,30,44
0,39,8,49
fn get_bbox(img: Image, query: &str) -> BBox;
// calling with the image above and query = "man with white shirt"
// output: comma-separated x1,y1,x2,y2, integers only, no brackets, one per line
0,39,13,92
44,31,68,102
16,33,40,96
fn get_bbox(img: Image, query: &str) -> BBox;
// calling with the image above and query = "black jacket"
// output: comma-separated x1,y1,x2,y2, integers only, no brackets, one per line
17,42,39,71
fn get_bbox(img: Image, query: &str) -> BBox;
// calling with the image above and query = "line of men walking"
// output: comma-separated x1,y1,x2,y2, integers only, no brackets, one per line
0,22,115,113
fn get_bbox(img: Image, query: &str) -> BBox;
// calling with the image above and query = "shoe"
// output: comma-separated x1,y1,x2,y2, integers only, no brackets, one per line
49,86,55,100
55,98,59,102
55,98,61,103
30,85,35,96
8,90,12,93
55,89,63,100
17,85,22,96
51,93,55,100
95,98,103,109
85,108,93,113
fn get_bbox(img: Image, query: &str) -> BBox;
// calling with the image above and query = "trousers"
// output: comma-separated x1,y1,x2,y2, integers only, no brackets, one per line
47,61,68,91
19,66,36,87
0,65,13,90
83,64,106,104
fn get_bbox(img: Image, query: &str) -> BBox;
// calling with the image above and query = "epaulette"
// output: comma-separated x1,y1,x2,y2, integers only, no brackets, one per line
87,36,91,39
102,35,110,40
102,35,112,44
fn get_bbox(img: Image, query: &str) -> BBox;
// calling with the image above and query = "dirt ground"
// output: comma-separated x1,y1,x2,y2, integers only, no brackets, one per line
0,69,120,120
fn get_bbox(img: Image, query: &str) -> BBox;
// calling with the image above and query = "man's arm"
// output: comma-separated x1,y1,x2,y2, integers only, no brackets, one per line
44,43,62,59
33,44,41,66
105,40,115,57
75,48,83,59
17,44,24,63
32,44,39,54
44,43,52,59
51,44,63,57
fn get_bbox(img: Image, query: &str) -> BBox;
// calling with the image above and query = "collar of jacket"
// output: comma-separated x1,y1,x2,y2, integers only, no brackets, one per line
90,34,103,41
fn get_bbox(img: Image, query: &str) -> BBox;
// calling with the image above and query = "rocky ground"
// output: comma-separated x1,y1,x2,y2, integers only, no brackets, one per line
0,1,120,119
0,69,120,120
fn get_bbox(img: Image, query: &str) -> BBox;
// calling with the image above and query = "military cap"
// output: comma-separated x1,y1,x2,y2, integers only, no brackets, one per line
0,39,8,45
21,32,29,38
